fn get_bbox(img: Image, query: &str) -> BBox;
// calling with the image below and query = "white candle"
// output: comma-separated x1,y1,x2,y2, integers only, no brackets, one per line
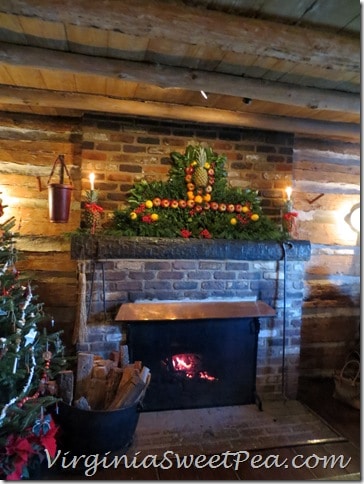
89,172,95,191
285,186,292,201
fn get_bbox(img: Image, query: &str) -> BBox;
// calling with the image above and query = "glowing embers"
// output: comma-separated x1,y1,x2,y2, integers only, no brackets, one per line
163,353,218,381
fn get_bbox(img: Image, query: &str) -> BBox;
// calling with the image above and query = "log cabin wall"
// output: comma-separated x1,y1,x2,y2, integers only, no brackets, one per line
0,112,360,377
293,137,360,376
0,113,82,344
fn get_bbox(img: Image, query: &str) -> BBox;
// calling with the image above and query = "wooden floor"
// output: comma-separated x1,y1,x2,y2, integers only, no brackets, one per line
44,377,360,480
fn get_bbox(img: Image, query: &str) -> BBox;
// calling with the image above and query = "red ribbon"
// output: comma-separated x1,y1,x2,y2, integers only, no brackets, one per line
85,202,104,213
283,211,298,220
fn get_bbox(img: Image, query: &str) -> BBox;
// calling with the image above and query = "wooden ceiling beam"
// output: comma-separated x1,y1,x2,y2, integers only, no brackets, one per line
1,0,359,73
0,85,359,141
0,42,359,115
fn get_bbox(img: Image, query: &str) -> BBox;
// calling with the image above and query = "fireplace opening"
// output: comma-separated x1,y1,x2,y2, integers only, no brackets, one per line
116,301,275,412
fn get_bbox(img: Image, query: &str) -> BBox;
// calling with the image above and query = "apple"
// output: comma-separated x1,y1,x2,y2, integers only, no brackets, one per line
219,203,227,212
195,204,203,213
203,202,211,210
171,200,179,209
208,168,215,176
186,200,195,209
185,174,192,183
153,197,161,207
210,202,219,211
179,199,187,208
161,198,170,208
227,204,235,213
235,204,242,212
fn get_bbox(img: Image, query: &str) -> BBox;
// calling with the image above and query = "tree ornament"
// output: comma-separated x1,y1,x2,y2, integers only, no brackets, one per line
0,338,7,359
24,327,38,346
42,350,52,362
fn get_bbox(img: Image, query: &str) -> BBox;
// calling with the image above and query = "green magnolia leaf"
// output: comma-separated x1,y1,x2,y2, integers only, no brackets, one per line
108,143,285,241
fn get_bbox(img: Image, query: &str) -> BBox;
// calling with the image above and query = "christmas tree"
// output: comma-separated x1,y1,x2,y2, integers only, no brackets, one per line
0,196,67,480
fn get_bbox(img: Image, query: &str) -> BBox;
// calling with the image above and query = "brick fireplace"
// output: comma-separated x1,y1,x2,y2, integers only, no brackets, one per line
71,235,311,400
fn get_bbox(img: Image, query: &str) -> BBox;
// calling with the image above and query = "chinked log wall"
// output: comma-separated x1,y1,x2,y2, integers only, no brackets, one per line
0,112,359,377
70,235,311,400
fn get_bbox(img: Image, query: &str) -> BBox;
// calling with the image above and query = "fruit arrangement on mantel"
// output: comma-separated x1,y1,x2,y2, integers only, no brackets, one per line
107,143,286,241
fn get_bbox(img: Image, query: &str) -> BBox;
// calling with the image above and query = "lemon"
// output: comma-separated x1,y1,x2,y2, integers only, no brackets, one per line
230,217,237,225
151,213,159,221
130,212,137,220
145,200,153,209
251,213,259,221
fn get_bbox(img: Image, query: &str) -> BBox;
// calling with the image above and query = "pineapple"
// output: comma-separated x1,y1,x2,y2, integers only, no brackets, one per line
192,147,208,188
83,189,102,233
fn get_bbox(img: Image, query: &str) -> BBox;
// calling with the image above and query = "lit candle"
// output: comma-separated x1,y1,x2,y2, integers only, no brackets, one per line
285,186,292,201
89,172,95,191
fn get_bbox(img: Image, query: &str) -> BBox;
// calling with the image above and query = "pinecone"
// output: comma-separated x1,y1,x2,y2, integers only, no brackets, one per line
193,147,208,188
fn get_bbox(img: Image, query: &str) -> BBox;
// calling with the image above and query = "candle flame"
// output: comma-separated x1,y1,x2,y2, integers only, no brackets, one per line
89,172,95,191
285,186,292,201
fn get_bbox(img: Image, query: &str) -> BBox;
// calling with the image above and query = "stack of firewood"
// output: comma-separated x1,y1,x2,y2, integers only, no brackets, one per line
56,345,151,411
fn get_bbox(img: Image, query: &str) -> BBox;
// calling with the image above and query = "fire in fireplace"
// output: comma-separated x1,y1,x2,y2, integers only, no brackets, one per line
163,352,218,382
116,300,275,411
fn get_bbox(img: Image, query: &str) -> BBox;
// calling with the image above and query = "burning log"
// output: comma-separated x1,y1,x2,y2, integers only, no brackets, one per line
163,352,217,381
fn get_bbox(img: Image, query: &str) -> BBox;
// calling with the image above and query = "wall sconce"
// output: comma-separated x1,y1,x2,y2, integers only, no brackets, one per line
345,203,360,233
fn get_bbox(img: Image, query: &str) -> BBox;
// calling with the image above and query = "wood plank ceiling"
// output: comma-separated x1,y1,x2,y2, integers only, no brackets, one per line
0,0,360,140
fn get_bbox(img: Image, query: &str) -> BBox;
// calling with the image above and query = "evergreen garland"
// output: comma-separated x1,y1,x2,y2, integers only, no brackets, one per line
108,143,288,241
